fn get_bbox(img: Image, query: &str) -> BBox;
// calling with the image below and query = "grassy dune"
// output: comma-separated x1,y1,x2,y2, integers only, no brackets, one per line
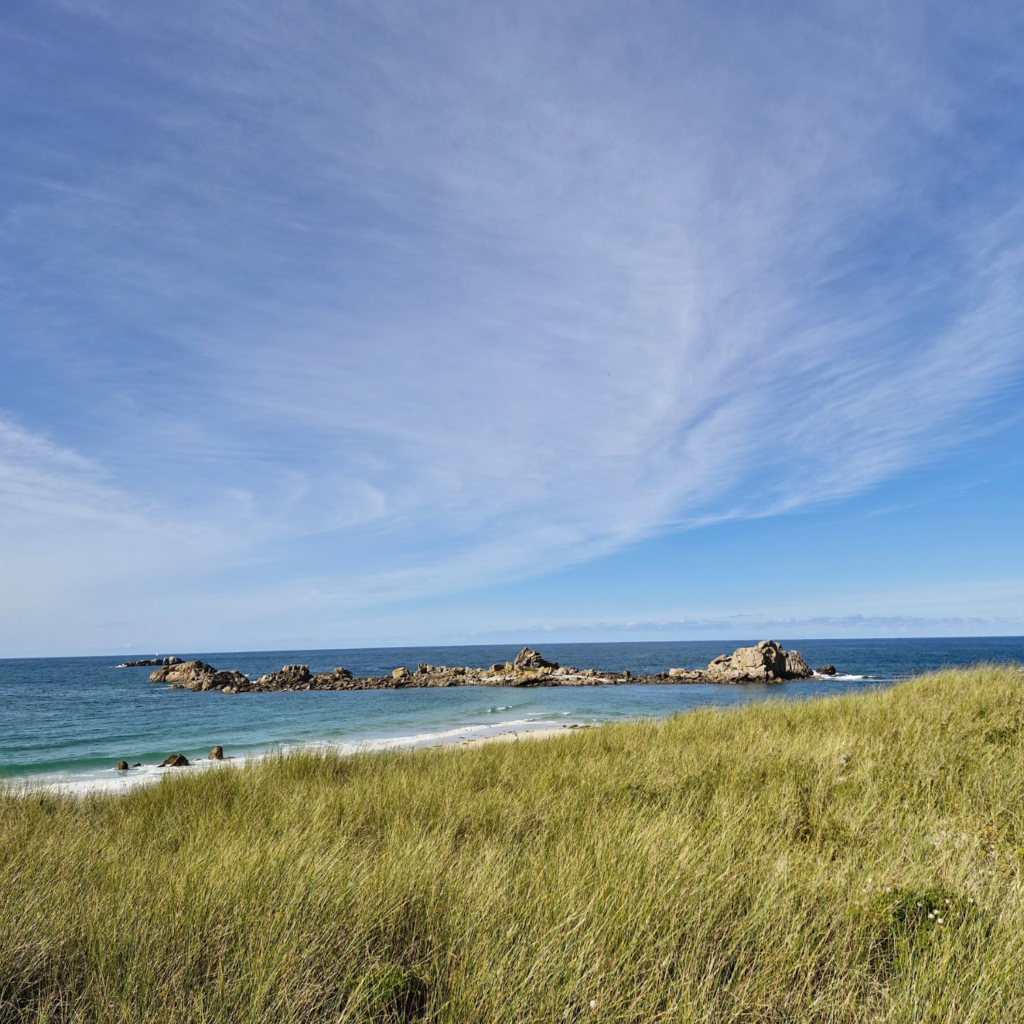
3,666,1024,1023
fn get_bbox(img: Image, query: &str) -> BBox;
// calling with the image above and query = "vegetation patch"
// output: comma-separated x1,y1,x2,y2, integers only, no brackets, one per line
3,665,1024,1022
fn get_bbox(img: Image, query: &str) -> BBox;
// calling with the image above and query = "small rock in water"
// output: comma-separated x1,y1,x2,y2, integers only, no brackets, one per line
161,754,190,768
817,664,837,675
116,761,129,771
132,763,142,768
209,746,224,760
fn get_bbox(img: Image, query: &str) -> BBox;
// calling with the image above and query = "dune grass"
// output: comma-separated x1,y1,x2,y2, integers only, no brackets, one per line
2,665,1024,1023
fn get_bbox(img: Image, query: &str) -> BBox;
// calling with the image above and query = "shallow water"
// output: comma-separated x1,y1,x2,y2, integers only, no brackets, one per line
2,637,1022,793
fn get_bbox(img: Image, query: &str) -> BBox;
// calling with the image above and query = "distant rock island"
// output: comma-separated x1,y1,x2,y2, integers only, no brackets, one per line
146,641,820,694
119,656,183,668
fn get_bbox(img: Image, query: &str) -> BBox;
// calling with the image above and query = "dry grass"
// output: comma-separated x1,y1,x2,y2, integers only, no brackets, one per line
3,665,1024,1022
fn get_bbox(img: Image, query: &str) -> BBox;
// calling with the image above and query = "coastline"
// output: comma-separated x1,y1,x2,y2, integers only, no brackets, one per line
7,639,1020,800
7,719,586,798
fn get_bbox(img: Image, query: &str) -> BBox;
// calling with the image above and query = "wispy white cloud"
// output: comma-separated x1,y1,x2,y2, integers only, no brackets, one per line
1,0,1023,651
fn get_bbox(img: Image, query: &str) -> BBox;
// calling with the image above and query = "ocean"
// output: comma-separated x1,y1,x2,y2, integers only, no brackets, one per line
3,637,1022,794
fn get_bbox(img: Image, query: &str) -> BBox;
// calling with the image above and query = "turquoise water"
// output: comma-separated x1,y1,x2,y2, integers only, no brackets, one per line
2,637,1022,792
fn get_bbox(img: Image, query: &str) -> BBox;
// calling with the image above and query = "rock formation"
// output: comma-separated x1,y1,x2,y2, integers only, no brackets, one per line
207,671,250,694
116,761,129,771
160,754,189,767
209,746,224,760
514,648,559,671
817,664,837,675
705,641,813,682
149,661,217,685
256,664,311,690
146,643,822,694
311,667,353,688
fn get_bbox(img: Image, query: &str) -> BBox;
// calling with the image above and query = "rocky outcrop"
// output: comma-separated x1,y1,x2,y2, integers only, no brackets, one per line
121,655,183,667
150,661,217,685
116,761,129,771
151,660,255,693
310,667,354,688
254,664,312,690
817,664,837,675
150,643,820,695
209,746,224,760
161,754,189,767
208,671,250,694
514,648,559,671
706,640,813,683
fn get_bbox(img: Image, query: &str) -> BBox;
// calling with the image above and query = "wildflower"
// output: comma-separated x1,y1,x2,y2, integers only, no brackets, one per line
928,913,934,919
917,902,922,907
590,999,598,1009
937,917,943,924
945,898,950,905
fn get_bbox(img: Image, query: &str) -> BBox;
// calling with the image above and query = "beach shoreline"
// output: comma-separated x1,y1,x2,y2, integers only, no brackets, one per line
6,720,587,798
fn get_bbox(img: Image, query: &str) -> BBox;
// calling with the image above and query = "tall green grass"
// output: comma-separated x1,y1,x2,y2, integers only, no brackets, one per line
3,665,1024,1022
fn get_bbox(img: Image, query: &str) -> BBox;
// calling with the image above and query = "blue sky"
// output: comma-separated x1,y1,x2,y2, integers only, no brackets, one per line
2,0,1023,656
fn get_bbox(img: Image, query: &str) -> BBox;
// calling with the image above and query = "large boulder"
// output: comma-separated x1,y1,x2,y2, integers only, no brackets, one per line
161,754,190,767
149,661,217,685
707,641,813,682
513,648,559,671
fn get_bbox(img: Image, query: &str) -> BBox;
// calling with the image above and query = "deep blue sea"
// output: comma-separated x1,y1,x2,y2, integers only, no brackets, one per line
2,637,1022,794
